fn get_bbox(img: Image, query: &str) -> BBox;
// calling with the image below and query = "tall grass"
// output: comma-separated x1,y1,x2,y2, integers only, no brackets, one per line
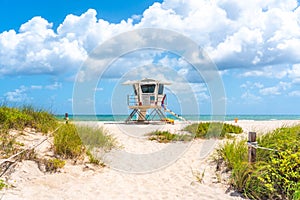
76,125,116,151
0,128,17,158
216,124,300,199
184,122,243,138
216,139,253,192
148,130,192,143
53,124,116,160
21,105,58,133
0,105,58,158
53,124,84,158
77,125,116,165
0,106,32,130
0,105,58,132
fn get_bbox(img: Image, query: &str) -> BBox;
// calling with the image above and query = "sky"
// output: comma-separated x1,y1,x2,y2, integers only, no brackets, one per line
0,0,300,115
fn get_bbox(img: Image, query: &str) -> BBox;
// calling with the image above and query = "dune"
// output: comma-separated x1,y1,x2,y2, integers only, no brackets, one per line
1,120,298,200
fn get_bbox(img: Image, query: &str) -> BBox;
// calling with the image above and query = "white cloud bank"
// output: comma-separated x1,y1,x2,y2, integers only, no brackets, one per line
0,0,299,77
3,83,63,103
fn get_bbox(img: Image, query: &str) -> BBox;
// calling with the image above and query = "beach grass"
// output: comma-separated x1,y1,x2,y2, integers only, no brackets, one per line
21,105,58,133
184,122,243,138
148,130,192,143
86,150,106,166
53,123,116,165
0,106,59,159
0,105,116,172
216,124,300,200
76,125,116,151
148,122,243,143
77,125,116,165
0,106,119,192
0,179,6,190
44,158,66,172
53,123,84,159
0,105,58,132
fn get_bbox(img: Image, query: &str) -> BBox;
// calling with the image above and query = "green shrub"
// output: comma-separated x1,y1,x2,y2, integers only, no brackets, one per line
86,150,105,166
0,179,6,190
44,158,66,172
0,105,58,132
148,130,192,143
247,125,300,199
0,106,33,130
53,124,84,158
86,150,100,165
53,124,116,160
246,151,300,199
217,124,300,199
294,186,300,200
184,122,243,138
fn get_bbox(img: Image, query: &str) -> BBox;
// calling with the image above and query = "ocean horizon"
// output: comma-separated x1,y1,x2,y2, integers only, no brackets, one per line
55,114,300,122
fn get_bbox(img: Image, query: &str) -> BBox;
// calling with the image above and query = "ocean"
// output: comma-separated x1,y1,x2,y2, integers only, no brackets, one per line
55,114,300,122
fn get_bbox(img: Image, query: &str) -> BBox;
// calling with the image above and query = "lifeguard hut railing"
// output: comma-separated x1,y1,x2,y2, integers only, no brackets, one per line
126,94,167,107
127,95,139,106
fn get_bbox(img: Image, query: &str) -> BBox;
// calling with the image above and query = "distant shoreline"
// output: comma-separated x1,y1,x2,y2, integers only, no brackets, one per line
55,114,300,122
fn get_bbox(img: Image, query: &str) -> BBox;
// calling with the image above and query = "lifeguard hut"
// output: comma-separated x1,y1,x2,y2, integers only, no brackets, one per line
123,78,185,123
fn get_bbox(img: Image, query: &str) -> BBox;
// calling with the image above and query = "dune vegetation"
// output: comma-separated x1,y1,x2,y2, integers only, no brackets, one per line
184,122,243,138
148,122,243,143
54,123,116,159
0,106,116,190
148,130,192,143
216,124,300,200
0,105,58,158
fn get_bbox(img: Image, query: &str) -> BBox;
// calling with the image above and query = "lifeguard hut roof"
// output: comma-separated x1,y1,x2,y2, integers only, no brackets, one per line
122,78,171,85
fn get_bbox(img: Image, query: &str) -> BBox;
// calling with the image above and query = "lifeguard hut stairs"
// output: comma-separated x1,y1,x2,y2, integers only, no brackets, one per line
125,106,186,124
125,107,167,123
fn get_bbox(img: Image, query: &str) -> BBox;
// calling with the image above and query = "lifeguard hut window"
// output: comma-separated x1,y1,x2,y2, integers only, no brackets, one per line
141,84,155,93
158,84,164,94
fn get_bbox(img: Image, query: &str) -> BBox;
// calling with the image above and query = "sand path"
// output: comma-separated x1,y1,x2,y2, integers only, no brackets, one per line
1,120,298,200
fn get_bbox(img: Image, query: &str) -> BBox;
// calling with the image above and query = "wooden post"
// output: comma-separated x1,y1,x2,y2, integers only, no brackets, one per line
248,132,256,163
64,113,69,124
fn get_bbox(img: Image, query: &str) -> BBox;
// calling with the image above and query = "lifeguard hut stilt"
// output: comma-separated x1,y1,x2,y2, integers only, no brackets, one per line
123,78,186,124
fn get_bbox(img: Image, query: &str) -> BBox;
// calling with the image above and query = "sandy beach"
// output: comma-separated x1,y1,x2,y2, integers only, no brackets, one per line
1,120,299,200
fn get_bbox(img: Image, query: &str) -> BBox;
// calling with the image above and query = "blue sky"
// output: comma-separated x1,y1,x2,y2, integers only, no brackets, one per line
1,0,300,115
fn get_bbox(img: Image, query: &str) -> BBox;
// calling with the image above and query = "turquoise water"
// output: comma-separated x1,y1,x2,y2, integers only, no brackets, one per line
56,114,300,121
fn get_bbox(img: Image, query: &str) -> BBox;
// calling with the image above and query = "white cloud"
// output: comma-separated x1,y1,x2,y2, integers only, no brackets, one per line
95,87,103,91
259,81,291,95
241,90,262,102
0,13,88,76
289,90,300,97
131,14,142,21
45,82,62,90
240,81,264,89
259,86,281,95
3,82,63,103
4,86,30,102
190,83,210,102
0,0,300,78
241,65,289,79
288,64,300,83
31,85,43,90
